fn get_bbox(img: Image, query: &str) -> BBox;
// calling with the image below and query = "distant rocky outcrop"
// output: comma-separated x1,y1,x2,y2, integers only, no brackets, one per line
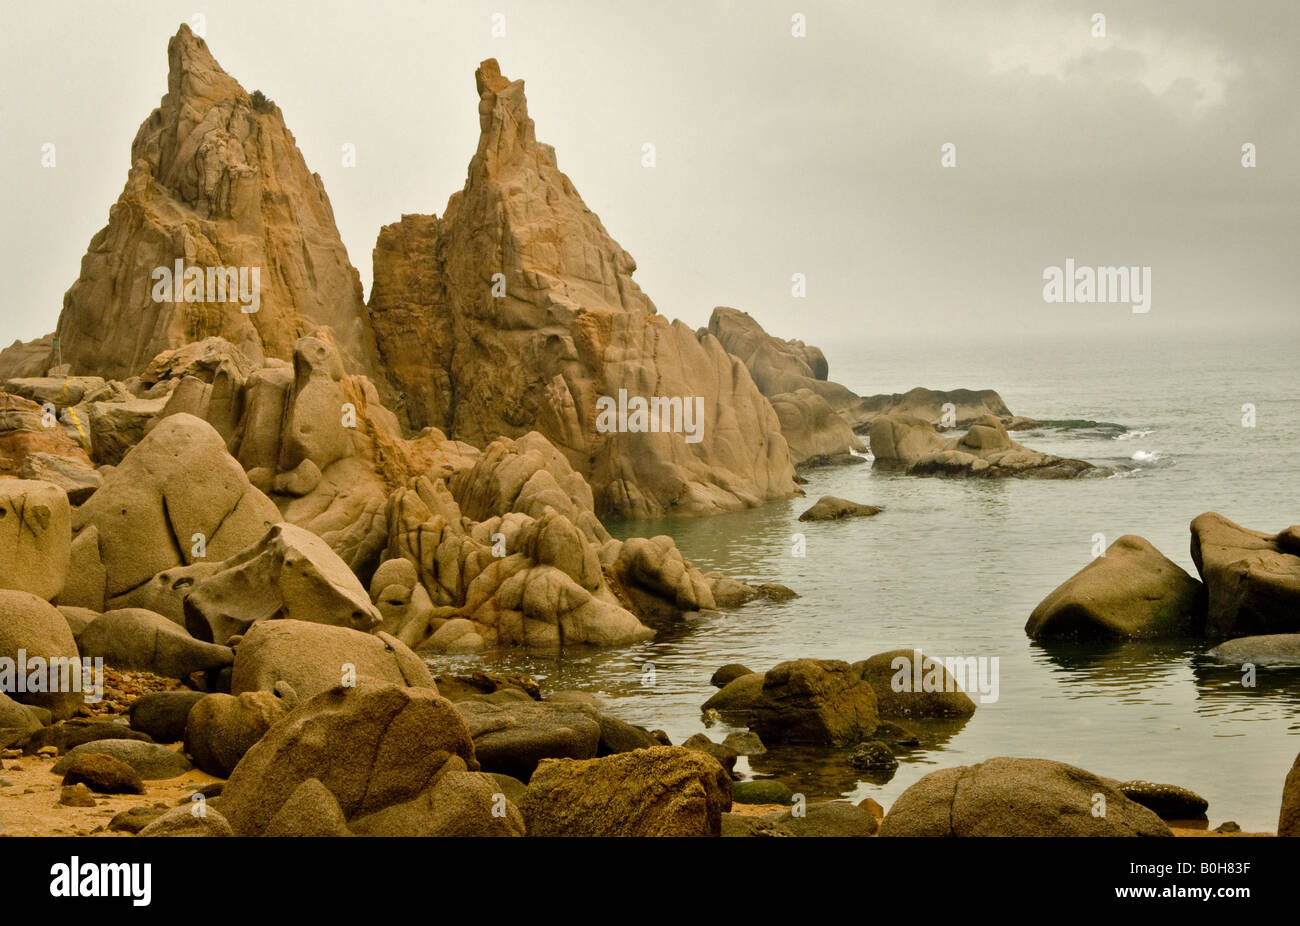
854,386,1038,432
368,60,797,517
706,308,1038,455
53,24,382,385
869,413,1096,478
707,307,866,464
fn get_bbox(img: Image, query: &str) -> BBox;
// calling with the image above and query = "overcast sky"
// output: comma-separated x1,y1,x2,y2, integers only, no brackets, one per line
2,0,1296,356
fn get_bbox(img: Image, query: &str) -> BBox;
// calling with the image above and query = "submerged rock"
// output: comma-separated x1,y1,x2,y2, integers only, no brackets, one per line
797,495,881,522
1117,780,1208,819
1205,634,1300,666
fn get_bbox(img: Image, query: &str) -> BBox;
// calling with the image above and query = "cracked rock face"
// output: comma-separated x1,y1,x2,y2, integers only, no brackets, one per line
369,59,798,517
54,24,381,386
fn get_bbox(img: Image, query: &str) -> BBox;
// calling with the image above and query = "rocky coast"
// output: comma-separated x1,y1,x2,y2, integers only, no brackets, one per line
0,25,1294,839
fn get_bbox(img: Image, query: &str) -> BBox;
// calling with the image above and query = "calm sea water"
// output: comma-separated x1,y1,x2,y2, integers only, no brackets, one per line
426,326,1300,831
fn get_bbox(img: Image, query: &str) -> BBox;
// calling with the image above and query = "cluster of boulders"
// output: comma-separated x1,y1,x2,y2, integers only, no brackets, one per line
703,653,977,749
1027,513,1300,655
870,413,1097,478
1,326,783,654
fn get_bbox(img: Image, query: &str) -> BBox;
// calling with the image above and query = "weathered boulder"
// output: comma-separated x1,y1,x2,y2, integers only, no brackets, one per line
219,685,480,836
856,649,978,718
0,691,45,749
182,522,381,644
520,746,732,836
72,414,281,608
61,752,146,794
879,757,1172,836
710,664,754,688
750,659,879,746
130,690,207,743
0,479,70,601
53,24,382,387
53,740,193,779
454,699,602,781
798,496,881,522
368,61,797,517
0,589,84,719
702,672,766,714
230,619,433,702
137,805,235,837
1190,512,1300,638
77,608,234,677
23,718,150,755
184,690,292,777
1027,536,1205,640
85,397,169,465
597,714,664,755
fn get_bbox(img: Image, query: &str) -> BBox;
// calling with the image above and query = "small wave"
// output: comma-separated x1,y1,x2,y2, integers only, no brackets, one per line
1114,428,1152,441
1130,450,1161,464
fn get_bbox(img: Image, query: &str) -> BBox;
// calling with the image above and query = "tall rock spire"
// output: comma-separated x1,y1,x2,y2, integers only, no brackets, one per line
55,24,380,382
370,60,797,517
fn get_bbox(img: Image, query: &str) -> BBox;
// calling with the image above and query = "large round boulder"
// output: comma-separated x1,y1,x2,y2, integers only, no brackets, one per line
856,649,978,718
879,757,1172,836
71,414,282,609
219,684,492,836
184,691,293,778
750,659,878,746
0,589,84,719
1027,535,1205,640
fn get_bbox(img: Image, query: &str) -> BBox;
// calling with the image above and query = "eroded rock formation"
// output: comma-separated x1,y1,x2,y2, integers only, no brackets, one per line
53,24,380,384
368,60,798,517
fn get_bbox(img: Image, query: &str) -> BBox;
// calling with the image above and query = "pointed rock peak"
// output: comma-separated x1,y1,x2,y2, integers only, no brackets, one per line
471,59,543,167
475,58,511,95
166,22,243,105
